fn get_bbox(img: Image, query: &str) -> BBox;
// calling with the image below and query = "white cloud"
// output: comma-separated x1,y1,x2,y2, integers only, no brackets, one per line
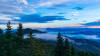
14,17,20,19
38,0,77,7
0,0,35,16
0,17,12,20
0,0,36,21
71,11,80,16
0,0,23,16
39,2,53,7
19,0,28,5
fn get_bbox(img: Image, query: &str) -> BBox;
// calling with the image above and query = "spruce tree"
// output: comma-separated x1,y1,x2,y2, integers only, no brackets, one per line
0,28,4,56
29,29,34,56
0,28,3,42
5,21,14,56
17,23,24,40
64,38,70,56
85,52,95,56
0,28,3,36
55,32,64,56
16,23,24,56
78,51,85,56
16,23,24,46
70,45,77,56
86,52,91,56
29,29,44,56
6,21,12,39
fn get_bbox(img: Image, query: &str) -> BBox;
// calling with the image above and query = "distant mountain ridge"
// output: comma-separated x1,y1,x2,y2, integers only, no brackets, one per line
46,28,100,35
23,28,46,34
70,38,100,54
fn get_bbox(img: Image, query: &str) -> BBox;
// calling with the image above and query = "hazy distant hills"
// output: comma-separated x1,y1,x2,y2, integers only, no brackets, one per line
23,28,100,54
23,28,46,34
8,28,100,35
70,38,100,54
46,28,100,35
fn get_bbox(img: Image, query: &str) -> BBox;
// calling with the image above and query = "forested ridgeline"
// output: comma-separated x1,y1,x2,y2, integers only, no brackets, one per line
0,21,99,56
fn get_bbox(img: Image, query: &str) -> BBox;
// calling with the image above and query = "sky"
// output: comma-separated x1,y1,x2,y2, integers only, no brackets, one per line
0,0,100,29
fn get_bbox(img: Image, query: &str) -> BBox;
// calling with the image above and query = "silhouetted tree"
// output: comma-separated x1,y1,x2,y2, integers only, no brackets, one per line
55,32,64,56
64,38,70,56
70,45,77,56
15,23,25,56
5,21,12,39
0,28,4,56
5,21,14,56
16,23,24,46
86,52,92,56
29,29,35,56
29,29,44,56
78,51,85,56
0,28,3,36
17,23,24,40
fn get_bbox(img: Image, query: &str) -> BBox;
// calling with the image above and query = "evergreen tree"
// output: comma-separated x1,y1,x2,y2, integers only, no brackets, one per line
0,28,3,36
6,21,12,39
16,23,25,56
64,38,70,56
16,23,24,46
0,28,4,56
0,28,3,42
29,29,44,56
86,52,92,56
5,21,14,56
70,45,77,56
55,32,64,56
78,51,85,56
29,29,34,56
17,23,24,40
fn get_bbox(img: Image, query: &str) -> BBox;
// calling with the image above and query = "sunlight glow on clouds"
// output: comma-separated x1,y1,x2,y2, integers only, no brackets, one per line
0,0,100,28
88,26,100,28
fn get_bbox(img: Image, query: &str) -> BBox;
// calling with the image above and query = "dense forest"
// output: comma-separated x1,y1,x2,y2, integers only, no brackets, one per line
0,21,99,56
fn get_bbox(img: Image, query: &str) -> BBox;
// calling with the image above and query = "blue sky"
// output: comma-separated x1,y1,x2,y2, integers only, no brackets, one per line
0,0,100,28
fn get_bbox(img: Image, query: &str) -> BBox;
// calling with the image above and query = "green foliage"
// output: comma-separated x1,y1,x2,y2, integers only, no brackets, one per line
15,23,24,56
70,45,77,56
64,38,70,56
54,32,64,56
5,21,12,39
17,23,24,39
78,51,85,56
4,21,14,56
0,28,3,35
27,29,44,56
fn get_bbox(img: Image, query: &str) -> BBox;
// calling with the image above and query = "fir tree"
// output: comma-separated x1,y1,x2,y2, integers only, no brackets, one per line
55,32,64,56
16,23,24,56
5,21,14,56
0,28,3,41
78,51,85,56
70,45,77,56
64,38,70,56
86,52,92,56
17,23,24,40
0,28,3,36
6,21,12,39
29,29,34,56
0,28,4,56
29,29,44,56
16,23,24,46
